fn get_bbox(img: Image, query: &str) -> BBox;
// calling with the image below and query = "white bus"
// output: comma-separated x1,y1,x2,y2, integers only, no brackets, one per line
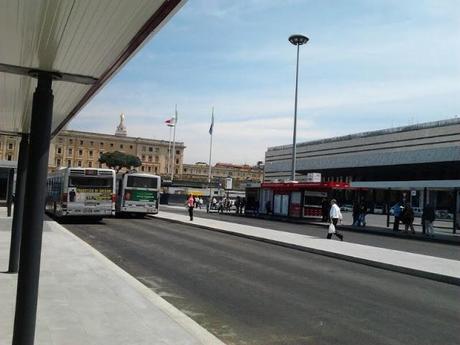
46,167,116,219
116,172,160,216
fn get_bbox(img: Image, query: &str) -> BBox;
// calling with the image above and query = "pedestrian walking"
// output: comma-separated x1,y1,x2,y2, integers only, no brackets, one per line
327,199,344,241
265,200,272,215
235,196,241,215
392,201,404,231
254,200,260,216
422,204,436,237
358,198,367,227
352,201,360,226
186,194,195,221
401,203,415,234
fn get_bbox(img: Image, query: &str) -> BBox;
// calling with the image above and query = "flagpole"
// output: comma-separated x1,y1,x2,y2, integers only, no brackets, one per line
207,107,214,200
167,125,172,175
171,104,177,181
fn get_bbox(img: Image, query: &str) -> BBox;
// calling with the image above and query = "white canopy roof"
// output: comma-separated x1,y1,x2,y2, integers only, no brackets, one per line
0,0,184,136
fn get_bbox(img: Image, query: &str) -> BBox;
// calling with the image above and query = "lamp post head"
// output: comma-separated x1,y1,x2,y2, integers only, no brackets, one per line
289,34,309,46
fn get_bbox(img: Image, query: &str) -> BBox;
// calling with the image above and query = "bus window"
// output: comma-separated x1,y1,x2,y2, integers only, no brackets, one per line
127,176,158,189
69,176,113,188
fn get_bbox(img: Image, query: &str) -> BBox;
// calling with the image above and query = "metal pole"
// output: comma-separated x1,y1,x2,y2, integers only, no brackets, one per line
291,43,300,181
167,125,172,175
208,107,214,183
422,187,427,234
170,105,177,181
12,73,54,345
8,134,29,273
386,188,390,228
453,188,457,234
6,167,14,216
208,108,214,200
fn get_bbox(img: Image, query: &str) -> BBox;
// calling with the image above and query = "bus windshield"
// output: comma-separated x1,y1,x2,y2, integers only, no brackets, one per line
127,176,158,189
69,176,113,188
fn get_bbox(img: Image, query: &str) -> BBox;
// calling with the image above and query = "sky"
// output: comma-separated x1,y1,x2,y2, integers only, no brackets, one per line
70,0,460,165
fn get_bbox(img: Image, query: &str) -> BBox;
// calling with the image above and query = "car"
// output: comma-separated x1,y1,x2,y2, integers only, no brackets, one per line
373,205,385,214
340,204,353,212
412,207,423,217
435,210,453,219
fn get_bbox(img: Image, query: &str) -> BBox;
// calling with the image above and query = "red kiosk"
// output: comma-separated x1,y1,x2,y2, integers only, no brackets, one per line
256,181,351,219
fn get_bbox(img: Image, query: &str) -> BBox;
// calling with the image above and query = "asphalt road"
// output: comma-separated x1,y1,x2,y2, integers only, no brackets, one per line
64,217,460,345
162,205,460,261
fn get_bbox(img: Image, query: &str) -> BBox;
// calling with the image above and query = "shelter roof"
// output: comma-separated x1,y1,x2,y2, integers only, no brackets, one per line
0,0,184,136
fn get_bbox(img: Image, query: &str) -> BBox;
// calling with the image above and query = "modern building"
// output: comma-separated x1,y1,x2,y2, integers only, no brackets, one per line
264,117,460,221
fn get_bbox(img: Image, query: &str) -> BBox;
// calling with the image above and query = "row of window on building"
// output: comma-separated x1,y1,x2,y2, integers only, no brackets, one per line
58,137,175,154
55,158,162,174
0,142,16,150
183,168,259,178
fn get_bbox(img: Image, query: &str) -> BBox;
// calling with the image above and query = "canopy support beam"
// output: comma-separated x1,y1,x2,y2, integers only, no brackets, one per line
8,134,29,273
12,72,54,345
0,62,98,85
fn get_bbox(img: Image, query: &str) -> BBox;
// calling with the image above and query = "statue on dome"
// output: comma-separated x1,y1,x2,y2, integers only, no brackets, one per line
115,113,127,136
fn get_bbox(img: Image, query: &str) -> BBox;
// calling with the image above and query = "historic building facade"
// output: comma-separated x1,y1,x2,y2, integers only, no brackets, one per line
180,162,263,188
49,130,185,175
0,135,21,162
0,114,185,175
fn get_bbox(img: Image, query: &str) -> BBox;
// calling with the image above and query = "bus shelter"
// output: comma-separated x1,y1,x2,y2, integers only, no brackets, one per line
351,180,460,234
251,181,351,219
0,1,185,344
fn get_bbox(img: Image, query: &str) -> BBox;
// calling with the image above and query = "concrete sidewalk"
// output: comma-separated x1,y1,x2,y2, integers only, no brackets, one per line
155,211,460,286
0,217,225,345
166,204,460,244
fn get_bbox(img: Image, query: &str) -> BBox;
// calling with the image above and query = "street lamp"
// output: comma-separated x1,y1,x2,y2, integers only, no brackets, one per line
289,34,309,181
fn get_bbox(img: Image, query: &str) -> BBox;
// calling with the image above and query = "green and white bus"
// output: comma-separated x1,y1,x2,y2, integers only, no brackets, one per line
46,167,116,219
116,172,160,216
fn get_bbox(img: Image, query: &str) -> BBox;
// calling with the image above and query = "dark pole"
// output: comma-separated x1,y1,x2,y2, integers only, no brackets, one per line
289,34,309,182
386,188,390,228
8,134,29,273
453,188,457,234
422,187,427,235
6,167,14,216
12,73,54,345
291,43,300,181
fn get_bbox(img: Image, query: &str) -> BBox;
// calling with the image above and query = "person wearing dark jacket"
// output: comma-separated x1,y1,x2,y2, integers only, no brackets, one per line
358,199,367,227
321,198,330,222
352,201,360,226
422,204,436,237
401,203,415,234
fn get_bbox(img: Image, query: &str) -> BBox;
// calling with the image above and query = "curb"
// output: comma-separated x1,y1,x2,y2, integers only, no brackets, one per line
222,212,460,246
152,215,460,287
47,220,226,345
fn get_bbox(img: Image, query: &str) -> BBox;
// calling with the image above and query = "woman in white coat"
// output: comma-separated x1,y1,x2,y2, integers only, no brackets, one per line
327,199,344,241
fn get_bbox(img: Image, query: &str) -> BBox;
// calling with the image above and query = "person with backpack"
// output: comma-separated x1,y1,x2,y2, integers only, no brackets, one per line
392,201,404,231
401,203,415,234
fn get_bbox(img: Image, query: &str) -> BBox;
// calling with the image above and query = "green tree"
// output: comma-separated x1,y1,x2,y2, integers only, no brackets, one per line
99,151,142,172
